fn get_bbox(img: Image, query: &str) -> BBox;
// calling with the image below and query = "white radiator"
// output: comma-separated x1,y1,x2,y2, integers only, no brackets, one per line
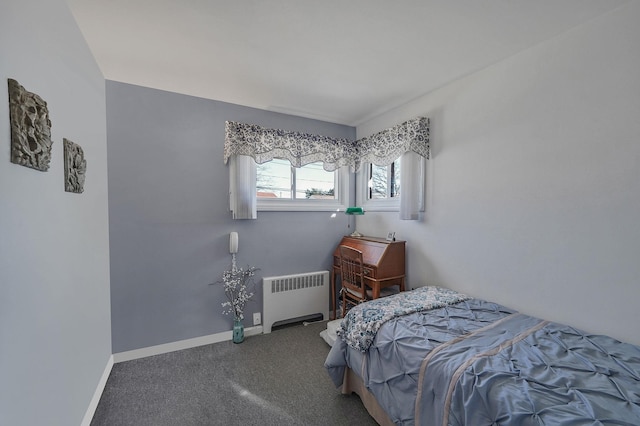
262,270,330,333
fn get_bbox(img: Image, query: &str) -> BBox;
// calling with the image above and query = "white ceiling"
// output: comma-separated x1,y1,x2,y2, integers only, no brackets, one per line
66,0,626,126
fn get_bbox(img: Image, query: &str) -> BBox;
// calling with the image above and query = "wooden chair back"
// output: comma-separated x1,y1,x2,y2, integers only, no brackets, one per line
339,245,367,317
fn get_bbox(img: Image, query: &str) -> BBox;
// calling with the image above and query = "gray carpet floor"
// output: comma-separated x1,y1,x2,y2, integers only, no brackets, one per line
91,321,378,425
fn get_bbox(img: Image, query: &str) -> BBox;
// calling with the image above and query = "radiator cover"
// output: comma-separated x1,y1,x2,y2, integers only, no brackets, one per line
262,270,330,333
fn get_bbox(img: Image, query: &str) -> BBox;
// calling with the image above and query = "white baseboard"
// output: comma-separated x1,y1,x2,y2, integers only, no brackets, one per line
81,354,114,426
113,325,264,363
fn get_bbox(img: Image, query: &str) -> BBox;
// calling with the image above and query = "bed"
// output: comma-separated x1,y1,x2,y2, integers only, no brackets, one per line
324,286,640,425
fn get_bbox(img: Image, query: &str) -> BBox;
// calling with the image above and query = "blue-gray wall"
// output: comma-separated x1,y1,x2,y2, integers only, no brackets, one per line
0,0,112,424
106,81,355,353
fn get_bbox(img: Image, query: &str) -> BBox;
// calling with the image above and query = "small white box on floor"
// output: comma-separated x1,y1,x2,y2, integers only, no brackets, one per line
320,319,342,346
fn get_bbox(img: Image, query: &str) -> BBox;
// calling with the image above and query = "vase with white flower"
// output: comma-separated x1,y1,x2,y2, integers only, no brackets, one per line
217,264,258,343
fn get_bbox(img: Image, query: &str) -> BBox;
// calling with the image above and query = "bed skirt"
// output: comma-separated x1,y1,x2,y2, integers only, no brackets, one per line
341,367,394,426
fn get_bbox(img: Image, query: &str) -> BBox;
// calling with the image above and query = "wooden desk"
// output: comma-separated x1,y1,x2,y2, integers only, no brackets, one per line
331,236,406,320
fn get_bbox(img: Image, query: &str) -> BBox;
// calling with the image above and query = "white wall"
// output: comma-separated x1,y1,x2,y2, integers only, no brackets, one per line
0,0,112,425
357,2,640,346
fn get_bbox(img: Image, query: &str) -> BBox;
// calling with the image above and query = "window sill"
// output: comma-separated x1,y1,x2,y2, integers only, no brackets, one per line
360,199,399,212
258,199,347,212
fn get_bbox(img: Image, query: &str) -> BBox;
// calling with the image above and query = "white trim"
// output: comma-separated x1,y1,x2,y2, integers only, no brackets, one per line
258,199,347,212
81,355,114,426
112,325,264,363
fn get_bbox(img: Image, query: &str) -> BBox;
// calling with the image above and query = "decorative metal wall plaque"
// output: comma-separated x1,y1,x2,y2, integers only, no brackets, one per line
63,138,86,193
7,78,53,171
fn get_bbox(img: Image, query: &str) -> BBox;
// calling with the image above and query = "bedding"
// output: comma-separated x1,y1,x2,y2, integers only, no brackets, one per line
325,287,640,425
339,286,472,352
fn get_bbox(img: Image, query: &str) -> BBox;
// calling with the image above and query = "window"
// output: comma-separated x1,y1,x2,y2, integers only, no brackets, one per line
357,153,425,213
225,117,429,218
368,159,401,200
256,159,348,211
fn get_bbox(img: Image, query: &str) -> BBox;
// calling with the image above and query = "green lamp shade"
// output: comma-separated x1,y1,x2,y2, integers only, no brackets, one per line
345,207,364,215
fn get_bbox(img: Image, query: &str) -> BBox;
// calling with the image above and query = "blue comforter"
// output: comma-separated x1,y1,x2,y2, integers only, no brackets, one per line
325,295,640,425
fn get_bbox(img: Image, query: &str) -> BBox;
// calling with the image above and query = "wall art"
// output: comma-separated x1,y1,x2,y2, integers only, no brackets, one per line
7,78,53,171
63,138,86,193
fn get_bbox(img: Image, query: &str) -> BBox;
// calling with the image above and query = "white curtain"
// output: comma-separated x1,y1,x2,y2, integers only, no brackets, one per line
229,155,257,220
399,151,424,220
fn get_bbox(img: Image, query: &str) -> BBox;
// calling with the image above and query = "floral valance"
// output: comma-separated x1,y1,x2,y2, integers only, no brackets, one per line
224,117,429,172
224,121,357,172
357,117,430,166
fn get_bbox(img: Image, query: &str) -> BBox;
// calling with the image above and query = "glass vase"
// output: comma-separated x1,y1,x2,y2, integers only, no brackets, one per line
232,318,244,344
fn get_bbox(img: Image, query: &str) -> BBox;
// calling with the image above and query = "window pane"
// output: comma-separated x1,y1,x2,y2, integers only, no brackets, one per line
257,159,291,198
257,159,336,200
296,162,336,199
391,158,400,197
370,164,388,199
368,159,401,199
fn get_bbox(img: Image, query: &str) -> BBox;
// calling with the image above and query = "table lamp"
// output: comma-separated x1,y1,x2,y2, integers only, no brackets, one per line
345,207,364,237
